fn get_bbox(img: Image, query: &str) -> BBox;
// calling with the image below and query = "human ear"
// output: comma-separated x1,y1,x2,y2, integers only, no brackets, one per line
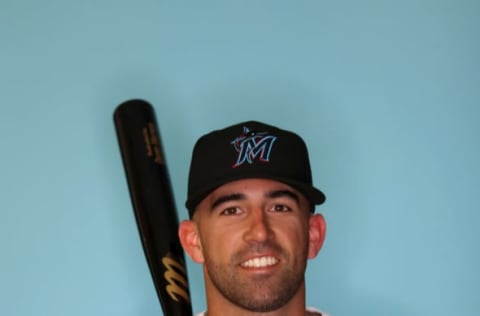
307,214,327,259
178,220,205,263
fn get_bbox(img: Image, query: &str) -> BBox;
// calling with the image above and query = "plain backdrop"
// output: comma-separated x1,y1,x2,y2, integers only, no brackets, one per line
1,1,479,315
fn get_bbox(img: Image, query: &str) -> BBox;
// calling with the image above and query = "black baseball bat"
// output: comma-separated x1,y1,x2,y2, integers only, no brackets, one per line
113,99,192,316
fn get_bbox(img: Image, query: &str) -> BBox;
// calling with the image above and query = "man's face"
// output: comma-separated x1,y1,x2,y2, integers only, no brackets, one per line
188,178,323,312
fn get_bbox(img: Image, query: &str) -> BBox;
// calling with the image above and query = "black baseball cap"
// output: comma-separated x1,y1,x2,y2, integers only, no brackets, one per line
185,121,325,216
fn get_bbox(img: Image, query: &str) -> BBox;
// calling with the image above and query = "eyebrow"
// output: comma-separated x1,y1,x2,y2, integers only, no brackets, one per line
211,193,246,210
267,189,300,203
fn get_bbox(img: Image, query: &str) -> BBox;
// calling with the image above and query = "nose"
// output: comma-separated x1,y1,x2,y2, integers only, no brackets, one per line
243,208,272,243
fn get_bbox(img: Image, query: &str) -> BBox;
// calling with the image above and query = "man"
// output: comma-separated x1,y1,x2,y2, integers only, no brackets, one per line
179,121,328,316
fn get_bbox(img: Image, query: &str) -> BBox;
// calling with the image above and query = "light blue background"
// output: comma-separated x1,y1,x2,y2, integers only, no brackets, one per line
1,1,479,315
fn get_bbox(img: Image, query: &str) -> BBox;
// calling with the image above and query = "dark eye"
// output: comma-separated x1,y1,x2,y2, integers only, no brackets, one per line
272,204,291,212
220,207,240,216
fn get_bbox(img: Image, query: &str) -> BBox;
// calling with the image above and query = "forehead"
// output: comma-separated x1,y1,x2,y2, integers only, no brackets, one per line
212,178,296,194
195,178,309,211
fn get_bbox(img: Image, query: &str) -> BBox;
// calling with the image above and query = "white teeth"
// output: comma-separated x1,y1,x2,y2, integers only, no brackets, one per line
241,256,278,268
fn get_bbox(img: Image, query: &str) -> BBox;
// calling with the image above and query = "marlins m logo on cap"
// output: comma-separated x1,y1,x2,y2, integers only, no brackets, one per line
231,126,277,168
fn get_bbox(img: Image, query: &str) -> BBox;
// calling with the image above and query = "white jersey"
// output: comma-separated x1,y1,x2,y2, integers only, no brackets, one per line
196,307,329,315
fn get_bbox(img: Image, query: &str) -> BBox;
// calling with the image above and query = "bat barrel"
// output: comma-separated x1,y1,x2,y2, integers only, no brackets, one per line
114,99,192,316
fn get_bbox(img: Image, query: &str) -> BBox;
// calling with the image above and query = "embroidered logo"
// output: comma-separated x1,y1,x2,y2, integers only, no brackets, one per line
231,126,277,167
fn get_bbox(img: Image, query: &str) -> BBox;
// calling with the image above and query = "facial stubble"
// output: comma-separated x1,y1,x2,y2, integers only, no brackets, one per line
204,240,309,312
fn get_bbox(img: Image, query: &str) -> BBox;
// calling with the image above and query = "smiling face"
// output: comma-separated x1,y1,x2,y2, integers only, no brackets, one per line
179,178,326,313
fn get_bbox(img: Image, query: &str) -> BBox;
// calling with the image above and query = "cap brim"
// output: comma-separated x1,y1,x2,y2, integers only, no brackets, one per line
186,174,325,214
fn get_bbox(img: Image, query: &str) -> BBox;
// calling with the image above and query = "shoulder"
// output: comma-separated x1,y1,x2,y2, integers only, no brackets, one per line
307,306,330,316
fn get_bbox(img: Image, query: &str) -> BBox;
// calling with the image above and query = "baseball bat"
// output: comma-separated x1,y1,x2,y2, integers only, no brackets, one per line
113,99,192,316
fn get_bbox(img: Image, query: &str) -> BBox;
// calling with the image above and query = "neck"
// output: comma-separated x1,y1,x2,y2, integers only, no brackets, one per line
203,277,308,316
204,309,320,316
